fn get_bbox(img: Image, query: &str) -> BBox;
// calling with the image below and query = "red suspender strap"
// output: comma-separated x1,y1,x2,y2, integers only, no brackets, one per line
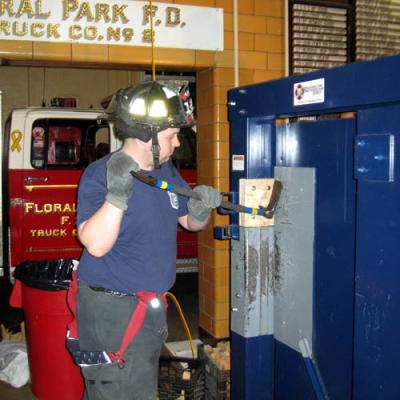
109,292,167,365
109,299,148,364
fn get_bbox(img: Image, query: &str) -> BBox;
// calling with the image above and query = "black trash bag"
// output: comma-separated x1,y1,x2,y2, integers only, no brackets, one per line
13,259,74,291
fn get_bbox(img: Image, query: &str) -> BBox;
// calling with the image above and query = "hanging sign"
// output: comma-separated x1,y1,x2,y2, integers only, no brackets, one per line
0,0,224,51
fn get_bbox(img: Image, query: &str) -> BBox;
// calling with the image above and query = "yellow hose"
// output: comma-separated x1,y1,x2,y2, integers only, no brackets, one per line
147,0,193,360
166,291,196,359
149,0,156,81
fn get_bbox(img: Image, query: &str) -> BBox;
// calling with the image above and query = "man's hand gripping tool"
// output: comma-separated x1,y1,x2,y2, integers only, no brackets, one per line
130,171,282,219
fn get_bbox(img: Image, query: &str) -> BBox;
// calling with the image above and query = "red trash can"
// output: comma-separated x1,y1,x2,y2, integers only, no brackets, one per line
10,261,84,400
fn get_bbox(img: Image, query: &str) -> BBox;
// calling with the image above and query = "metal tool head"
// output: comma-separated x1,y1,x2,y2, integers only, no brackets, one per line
130,170,157,186
260,180,283,219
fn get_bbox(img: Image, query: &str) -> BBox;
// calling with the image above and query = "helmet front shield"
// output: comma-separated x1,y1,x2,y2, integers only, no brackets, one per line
104,80,195,141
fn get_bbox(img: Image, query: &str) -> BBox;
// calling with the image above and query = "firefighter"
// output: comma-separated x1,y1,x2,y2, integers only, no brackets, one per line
74,81,221,399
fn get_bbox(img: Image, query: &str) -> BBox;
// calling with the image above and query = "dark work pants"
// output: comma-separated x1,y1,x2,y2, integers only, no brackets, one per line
76,280,168,400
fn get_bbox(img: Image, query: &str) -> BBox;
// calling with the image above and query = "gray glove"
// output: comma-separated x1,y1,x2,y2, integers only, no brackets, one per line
188,185,222,222
105,151,139,210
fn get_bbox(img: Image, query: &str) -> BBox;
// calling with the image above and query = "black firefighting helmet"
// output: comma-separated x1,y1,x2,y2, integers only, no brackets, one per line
104,80,195,142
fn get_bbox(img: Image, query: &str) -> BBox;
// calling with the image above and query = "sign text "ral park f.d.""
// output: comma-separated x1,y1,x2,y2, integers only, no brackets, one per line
0,0,224,51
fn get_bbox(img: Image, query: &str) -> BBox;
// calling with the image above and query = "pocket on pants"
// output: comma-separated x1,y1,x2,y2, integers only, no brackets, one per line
82,363,121,400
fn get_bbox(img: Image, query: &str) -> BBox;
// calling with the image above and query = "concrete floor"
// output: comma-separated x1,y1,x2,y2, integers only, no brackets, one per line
0,273,200,399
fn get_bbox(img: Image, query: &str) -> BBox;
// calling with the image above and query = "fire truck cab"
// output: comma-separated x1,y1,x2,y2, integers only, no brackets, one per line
3,106,197,277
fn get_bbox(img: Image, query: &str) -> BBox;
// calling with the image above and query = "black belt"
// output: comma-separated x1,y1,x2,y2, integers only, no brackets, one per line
89,286,137,297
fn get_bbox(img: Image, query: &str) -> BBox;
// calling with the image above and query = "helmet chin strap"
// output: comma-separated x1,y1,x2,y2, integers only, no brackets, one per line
151,129,161,169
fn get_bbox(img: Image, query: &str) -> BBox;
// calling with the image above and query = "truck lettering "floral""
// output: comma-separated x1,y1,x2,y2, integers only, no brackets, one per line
25,202,76,214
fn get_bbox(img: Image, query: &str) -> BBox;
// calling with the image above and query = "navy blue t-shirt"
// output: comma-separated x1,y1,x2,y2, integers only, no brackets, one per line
76,154,189,293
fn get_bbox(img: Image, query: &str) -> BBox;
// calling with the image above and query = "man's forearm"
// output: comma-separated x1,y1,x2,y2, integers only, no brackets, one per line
78,201,124,257
183,214,210,232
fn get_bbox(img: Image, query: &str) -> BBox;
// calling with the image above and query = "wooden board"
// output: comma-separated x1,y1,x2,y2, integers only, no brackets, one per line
239,178,276,227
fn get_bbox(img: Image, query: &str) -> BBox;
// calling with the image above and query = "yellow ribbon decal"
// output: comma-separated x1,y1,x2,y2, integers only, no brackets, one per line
11,130,22,152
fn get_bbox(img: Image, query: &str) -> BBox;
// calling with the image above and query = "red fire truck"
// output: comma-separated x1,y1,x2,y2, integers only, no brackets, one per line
3,106,197,278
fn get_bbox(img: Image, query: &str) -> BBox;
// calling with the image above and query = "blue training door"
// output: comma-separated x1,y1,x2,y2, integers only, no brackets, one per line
226,55,400,400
